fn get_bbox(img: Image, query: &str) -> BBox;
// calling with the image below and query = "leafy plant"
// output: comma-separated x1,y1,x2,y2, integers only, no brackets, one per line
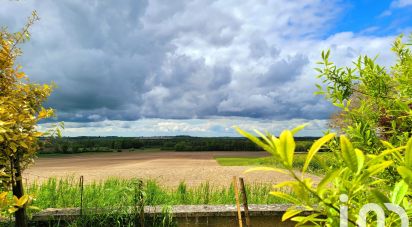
237,125,412,226
0,11,57,226
315,35,412,155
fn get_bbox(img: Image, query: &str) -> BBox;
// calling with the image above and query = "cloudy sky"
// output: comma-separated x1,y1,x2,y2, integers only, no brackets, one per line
2,0,412,137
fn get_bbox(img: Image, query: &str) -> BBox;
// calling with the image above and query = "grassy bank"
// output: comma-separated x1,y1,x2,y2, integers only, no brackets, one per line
215,152,336,174
26,177,286,210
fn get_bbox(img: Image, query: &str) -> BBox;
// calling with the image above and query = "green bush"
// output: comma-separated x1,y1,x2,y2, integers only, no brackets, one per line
237,125,412,226
316,35,412,156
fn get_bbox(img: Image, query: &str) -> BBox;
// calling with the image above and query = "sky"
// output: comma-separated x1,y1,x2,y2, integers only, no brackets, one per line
1,0,412,137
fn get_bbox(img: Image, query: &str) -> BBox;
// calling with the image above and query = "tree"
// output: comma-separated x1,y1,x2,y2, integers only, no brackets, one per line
0,12,55,226
315,35,412,154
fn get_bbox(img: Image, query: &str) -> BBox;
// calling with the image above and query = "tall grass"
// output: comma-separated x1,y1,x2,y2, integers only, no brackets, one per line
26,177,285,210
19,177,287,226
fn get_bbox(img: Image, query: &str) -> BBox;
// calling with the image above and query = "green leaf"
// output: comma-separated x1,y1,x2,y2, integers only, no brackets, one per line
234,127,274,155
325,49,330,59
380,140,394,149
405,137,412,168
253,130,275,148
371,190,390,204
397,166,412,184
340,136,358,172
279,130,295,168
282,209,302,221
291,213,323,225
355,149,365,174
290,124,309,135
317,169,342,193
363,161,393,179
391,180,408,205
375,146,405,160
302,133,335,173
269,191,300,204
27,205,41,211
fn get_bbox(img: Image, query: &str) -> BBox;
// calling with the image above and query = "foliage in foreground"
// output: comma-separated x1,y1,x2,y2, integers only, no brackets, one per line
237,125,412,226
0,11,57,225
316,35,412,156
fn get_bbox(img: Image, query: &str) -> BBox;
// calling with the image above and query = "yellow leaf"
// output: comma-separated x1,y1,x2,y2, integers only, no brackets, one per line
405,137,412,168
16,72,25,79
355,148,365,174
282,209,303,221
20,141,28,149
340,135,358,172
290,123,309,135
38,108,48,119
16,195,28,207
32,131,43,137
253,130,275,148
381,140,394,149
302,133,335,173
375,146,405,160
361,161,393,180
8,207,18,214
13,196,18,204
279,130,295,168
234,127,275,155
0,192,8,200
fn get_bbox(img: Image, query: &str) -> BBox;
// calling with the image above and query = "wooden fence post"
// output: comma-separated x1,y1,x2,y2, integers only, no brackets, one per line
233,176,243,227
79,175,84,217
239,178,251,227
138,179,145,227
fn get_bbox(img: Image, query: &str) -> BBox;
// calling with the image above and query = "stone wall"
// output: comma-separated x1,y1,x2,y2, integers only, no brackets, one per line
30,204,297,226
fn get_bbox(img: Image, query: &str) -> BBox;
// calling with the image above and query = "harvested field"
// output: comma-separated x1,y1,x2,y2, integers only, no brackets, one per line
25,151,317,187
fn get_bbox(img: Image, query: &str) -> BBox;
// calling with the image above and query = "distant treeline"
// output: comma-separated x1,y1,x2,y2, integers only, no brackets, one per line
39,136,318,154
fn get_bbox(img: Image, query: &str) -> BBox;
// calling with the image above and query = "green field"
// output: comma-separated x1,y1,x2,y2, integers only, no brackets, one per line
215,152,336,175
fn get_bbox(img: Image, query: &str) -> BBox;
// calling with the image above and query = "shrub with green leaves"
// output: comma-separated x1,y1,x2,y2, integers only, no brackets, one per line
236,125,412,226
315,35,412,155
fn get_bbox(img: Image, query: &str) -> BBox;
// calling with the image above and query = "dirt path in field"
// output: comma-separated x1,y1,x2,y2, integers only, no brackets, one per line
24,151,318,187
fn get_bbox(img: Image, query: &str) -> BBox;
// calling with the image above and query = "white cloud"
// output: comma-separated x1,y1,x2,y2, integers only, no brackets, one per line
380,0,412,17
38,117,329,137
391,0,412,8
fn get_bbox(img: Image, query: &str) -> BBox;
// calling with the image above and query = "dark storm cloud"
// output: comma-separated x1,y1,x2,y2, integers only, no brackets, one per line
249,38,269,59
2,0,340,123
141,55,232,119
260,54,309,86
